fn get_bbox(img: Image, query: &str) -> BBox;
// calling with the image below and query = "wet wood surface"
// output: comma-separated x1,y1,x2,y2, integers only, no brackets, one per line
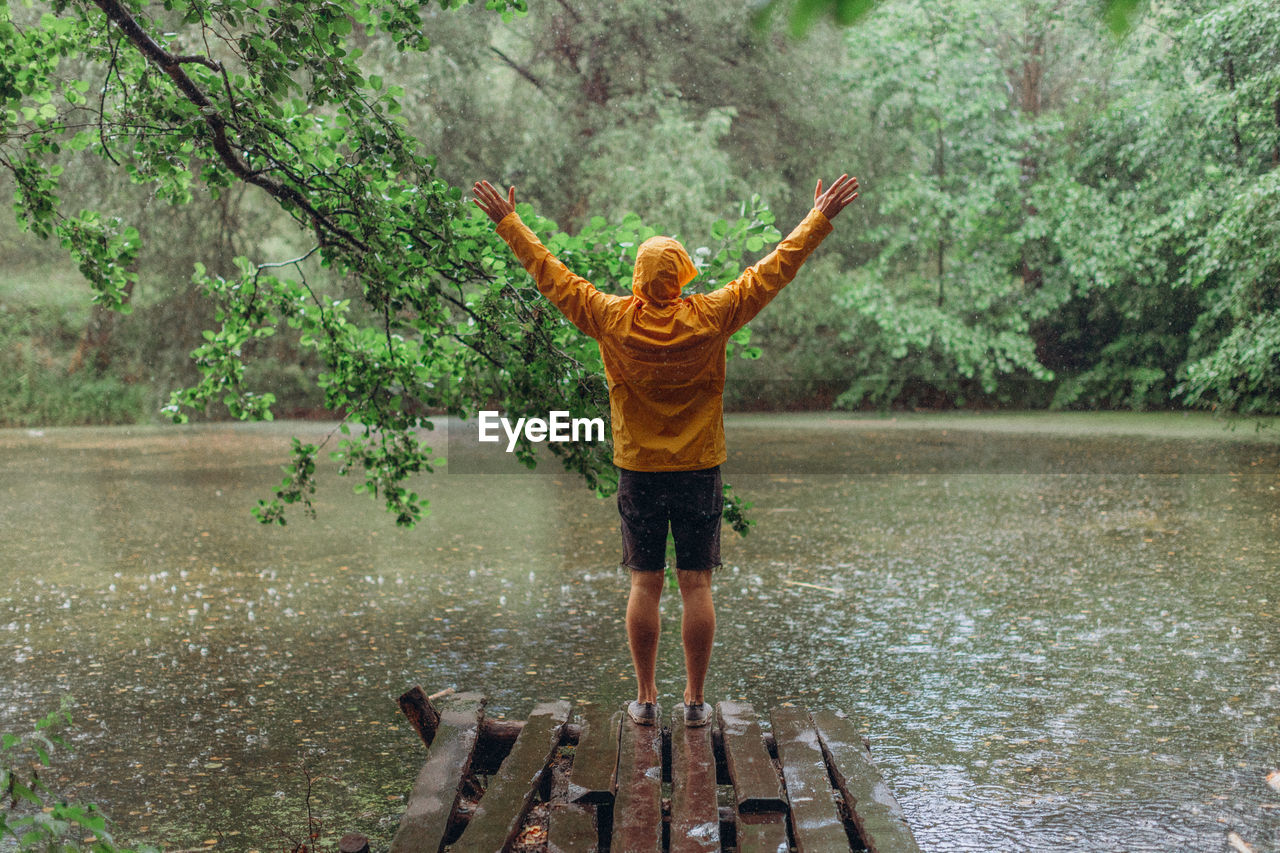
669,708,720,852
337,832,370,853
546,802,598,853
717,700,788,813
398,685,575,776
812,710,922,853
566,704,621,805
389,692,486,853
771,706,853,853
734,812,791,853
453,700,570,852
610,714,663,852
391,690,922,853
398,685,443,749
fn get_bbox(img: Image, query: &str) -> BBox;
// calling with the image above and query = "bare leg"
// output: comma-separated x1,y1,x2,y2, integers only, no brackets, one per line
626,570,664,704
676,569,715,705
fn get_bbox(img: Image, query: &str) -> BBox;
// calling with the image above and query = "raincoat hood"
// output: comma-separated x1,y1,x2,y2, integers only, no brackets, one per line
632,236,698,304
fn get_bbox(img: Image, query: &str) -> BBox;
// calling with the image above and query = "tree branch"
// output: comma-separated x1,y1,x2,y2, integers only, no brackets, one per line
489,46,546,92
554,0,582,24
171,53,221,71
90,0,371,254
98,31,122,166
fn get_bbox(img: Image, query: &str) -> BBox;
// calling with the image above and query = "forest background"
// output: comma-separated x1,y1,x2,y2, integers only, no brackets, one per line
2,0,1278,519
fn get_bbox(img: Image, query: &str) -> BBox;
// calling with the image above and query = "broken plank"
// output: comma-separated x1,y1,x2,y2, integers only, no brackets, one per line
398,686,546,774
670,707,720,852
453,700,571,853
717,701,787,813
399,685,443,749
389,692,486,853
771,706,852,853
812,711,922,853
610,708,663,852
547,802,598,853
734,812,790,853
567,705,621,805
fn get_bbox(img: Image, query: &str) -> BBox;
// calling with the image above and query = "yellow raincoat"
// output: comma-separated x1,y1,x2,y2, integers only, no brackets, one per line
495,208,833,471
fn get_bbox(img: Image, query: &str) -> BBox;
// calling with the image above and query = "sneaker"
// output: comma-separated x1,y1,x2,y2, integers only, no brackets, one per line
682,701,711,728
627,700,658,726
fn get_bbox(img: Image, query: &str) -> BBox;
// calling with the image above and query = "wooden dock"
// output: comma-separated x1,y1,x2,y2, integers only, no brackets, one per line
387,687,921,853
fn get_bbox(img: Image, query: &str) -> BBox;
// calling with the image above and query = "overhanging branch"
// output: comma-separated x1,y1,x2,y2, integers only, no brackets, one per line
90,0,370,253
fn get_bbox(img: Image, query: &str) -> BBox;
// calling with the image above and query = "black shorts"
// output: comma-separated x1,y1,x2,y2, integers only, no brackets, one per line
617,466,723,573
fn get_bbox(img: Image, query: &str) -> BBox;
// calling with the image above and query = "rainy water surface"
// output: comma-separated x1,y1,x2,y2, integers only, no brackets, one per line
1,413,1278,851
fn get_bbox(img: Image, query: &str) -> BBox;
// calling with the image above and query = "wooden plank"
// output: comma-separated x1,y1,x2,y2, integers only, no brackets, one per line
670,707,720,852
453,700,571,853
717,700,787,813
398,685,443,748
546,802,598,853
771,706,851,853
812,711,922,853
734,812,790,853
567,705,621,805
397,687,532,775
610,707,663,852
389,692,486,853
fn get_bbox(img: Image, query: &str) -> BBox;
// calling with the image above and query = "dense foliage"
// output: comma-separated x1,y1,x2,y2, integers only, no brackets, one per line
1,0,1277,524
800,0,1279,414
0,0,775,527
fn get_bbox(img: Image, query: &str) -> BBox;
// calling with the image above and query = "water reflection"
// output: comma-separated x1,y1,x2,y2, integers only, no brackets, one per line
1,415,1277,851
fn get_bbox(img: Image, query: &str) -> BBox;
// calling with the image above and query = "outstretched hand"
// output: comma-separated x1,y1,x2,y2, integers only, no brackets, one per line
813,174,860,220
473,180,516,224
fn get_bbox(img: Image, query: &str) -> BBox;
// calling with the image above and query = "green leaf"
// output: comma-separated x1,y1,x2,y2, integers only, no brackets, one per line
788,0,831,38
834,0,875,26
1103,0,1142,36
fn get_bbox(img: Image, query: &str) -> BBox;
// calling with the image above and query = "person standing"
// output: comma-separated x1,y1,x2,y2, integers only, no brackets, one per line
472,174,859,726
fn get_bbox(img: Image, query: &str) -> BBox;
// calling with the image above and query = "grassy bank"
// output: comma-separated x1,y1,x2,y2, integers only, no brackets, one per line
0,303,151,427
724,409,1280,443
0,258,151,427
0,254,328,428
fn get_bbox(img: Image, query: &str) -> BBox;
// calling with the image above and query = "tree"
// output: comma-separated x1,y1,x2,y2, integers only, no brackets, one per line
754,0,1148,38
0,0,779,527
808,0,1277,417
415,0,848,237
1175,1,1280,415
826,0,1109,408
1042,0,1280,414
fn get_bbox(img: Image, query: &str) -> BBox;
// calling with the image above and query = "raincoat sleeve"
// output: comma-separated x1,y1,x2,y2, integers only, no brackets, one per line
704,208,833,335
495,212,611,339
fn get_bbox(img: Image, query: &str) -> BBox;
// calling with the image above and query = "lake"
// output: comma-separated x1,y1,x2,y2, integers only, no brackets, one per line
1,412,1277,851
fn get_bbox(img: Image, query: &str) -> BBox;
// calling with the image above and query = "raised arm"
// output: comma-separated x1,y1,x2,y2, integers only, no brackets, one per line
471,180,611,339
705,173,859,334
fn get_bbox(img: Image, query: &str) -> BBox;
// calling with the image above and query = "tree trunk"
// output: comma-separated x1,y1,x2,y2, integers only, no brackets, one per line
935,122,946,307
1272,93,1278,167
1018,7,1044,291
1226,55,1244,160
